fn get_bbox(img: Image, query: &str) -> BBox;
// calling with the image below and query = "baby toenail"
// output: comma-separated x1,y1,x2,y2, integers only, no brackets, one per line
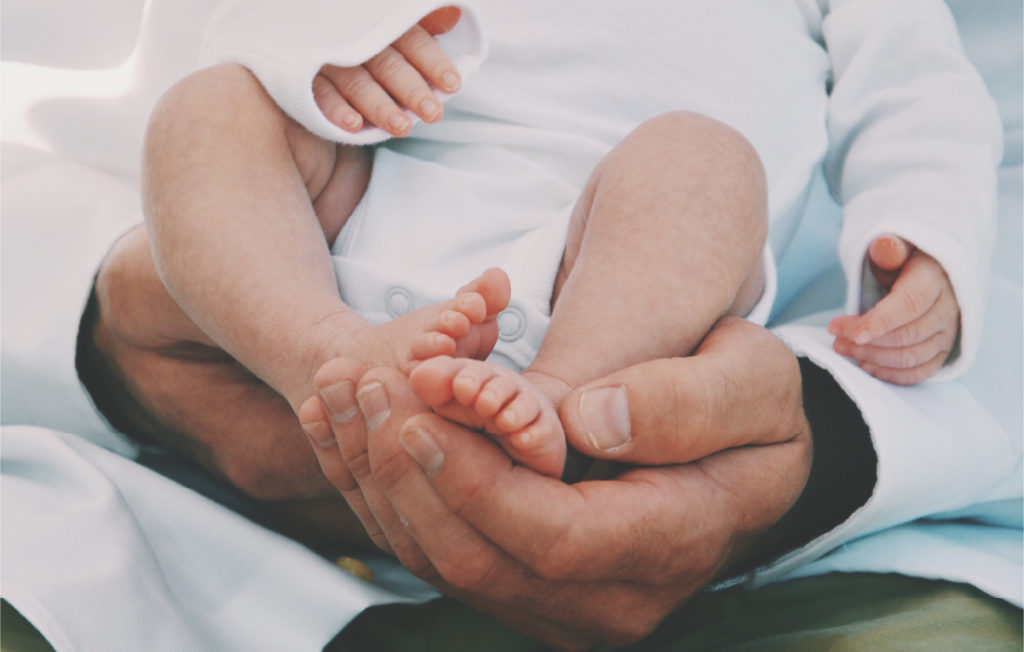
319,381,358,424
357,382,391,431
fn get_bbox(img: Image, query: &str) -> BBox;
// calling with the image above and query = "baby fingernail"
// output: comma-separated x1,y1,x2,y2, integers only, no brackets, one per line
341,111,362,130
419,97,441,120
399,427,445,476
357,381,391,431
441,70,461,92
579,385,631,452
388,112,411,133
319,381,359,424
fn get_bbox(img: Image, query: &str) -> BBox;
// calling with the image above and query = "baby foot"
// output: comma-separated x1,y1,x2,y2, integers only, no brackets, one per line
409,357,568,478
407,267,512,366
314,267,511,376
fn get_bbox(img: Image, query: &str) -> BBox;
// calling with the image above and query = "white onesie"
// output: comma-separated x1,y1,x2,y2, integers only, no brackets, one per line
204,0,999,379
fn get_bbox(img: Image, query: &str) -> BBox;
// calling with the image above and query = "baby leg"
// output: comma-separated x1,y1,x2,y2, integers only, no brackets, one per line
415,112,769,479
533,111,769,390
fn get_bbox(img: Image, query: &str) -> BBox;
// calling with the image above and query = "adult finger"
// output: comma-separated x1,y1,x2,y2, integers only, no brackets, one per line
317,63,412,136
303,358,394,553
393,23,462,94
559,317,805,465
403,401,808,586
346,366,442,571
418,6,461,35
848,252,944,344
372,395,700,646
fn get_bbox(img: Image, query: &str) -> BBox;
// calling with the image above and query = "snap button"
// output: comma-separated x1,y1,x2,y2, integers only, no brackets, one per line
497,306,527,342
385,287,413,317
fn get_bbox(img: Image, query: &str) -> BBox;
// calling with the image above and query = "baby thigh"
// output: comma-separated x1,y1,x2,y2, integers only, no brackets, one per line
548,111,769,367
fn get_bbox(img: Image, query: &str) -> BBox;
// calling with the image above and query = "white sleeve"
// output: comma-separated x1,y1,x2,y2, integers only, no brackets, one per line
199,0,488,145
821,0,1002,379
751,324,1022,586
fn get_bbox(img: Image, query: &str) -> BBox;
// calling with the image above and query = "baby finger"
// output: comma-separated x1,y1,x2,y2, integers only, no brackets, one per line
835,330,953,370
364,43,443,125
312,71,363,131
319,63,411,136
861,350,948,386
393,23,462,93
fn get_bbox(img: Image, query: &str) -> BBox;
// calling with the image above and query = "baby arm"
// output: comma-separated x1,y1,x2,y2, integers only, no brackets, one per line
829,235,960,385
313,7,463,137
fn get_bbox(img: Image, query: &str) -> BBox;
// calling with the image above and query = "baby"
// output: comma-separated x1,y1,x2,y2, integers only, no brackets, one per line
144,9,963,480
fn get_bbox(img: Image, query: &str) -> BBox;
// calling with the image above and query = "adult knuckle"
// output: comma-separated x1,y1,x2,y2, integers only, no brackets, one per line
369,445,417,494
530,524,584,581
339,444,373,480
437,549,499,592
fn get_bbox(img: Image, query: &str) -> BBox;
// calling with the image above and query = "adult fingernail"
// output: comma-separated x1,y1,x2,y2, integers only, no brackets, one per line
419,97,441,120
357,381,390,431
578,385,631,452
441,70,461,92
302,420,337,449
319,381,359,424
399,427,445,476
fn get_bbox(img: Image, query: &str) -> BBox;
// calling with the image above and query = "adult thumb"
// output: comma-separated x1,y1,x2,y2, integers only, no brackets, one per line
559,318,805,465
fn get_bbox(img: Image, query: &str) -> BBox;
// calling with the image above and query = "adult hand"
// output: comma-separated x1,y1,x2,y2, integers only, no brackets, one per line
87,224,370,546
303,317,812,649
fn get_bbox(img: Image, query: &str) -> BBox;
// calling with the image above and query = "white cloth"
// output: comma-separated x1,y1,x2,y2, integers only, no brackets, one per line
211,0,1000,379
1,1,1020,650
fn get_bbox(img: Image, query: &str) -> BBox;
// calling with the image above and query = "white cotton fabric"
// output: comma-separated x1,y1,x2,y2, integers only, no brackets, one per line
1,0,1019,650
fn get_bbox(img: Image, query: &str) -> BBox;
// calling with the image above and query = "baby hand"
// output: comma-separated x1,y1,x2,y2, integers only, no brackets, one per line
312,7,463,137
828,235,960,385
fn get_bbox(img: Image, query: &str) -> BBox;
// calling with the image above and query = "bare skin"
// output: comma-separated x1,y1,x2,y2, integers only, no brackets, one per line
88,240,817,647
303,317,812,649
828,234,961,384
404,111,769,477
143,62,508,422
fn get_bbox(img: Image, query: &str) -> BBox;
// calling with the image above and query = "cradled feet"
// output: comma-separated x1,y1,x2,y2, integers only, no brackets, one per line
314,267,511,374
298,268,510,435
408,267,512,365
409,357,568,478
